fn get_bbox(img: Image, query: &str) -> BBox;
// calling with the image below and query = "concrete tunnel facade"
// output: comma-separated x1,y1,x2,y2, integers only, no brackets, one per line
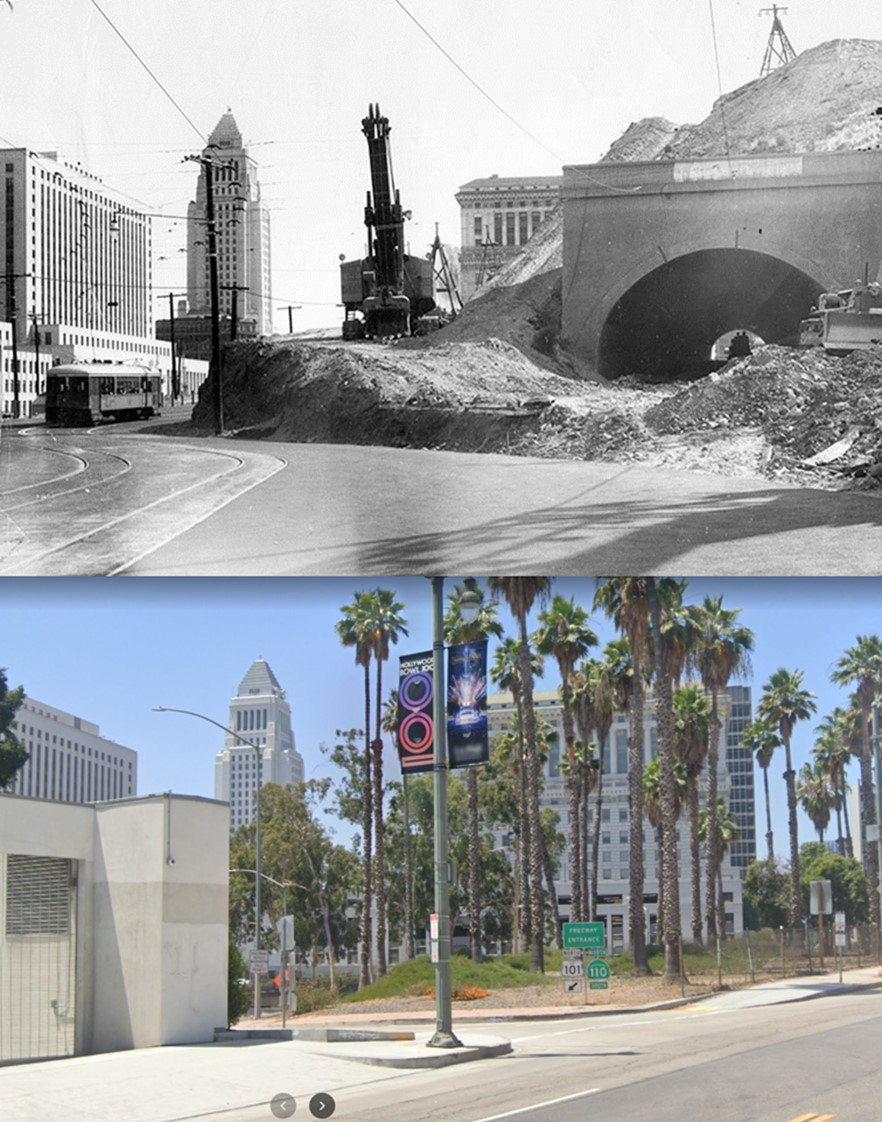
560,150,882,380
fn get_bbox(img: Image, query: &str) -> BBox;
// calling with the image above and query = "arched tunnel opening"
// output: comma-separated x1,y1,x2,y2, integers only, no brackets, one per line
598,248,823,382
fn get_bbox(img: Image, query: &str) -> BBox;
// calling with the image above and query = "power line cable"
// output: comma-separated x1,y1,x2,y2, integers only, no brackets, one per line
88,0,205,145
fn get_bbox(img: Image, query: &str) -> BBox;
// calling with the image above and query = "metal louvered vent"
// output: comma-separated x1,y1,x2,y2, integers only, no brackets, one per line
5,855,71,936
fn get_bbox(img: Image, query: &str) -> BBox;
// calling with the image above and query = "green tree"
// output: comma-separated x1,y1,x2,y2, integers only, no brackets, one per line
382,693,415,961
534,594,598,924
227,942,252,1026
757,667,817,929
830,635,882,930
740,719,782,863
800,844,869,926
698,797,740,937
487,578,553,973
642,754,687,950
594,578,653,975
812,710,853,857
444,581,503,963
0,669,27,790
742,860,789,930
797,760,834,845
689,595,754,940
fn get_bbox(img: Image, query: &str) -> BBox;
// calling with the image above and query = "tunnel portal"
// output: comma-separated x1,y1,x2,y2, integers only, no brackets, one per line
598,248,822,381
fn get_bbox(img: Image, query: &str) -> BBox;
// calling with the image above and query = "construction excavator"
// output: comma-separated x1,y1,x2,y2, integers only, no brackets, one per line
340,104,438,340
798,280,882,353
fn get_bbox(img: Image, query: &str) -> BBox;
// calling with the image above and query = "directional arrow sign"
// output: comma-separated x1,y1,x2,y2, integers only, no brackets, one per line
563,977,583,994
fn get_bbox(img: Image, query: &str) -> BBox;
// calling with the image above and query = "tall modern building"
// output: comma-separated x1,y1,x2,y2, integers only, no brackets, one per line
4,697,137,804
487,684,755,947
455,174,562,302
186,112,272,336
1,147,208,417
214,658,304,832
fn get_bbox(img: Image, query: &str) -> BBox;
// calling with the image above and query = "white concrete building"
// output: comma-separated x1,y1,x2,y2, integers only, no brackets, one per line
0,792,229,1062
186,112,273,336
0,147,208,418
487,685,755,946
214,658,304,832
5,697,137,804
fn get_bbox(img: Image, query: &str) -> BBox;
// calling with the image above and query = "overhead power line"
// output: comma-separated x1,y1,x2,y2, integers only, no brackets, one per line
89,0,205,144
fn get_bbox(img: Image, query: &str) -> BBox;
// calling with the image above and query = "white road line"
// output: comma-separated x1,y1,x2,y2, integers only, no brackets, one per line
468,1088,600,1122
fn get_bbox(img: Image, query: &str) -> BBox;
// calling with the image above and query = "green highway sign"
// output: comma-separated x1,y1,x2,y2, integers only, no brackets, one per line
562,922,605,949
586,959,611,981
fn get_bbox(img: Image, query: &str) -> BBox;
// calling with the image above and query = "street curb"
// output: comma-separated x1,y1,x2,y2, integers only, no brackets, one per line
761,977,882,1006
337,1039,514,1069
213,1027,416,1043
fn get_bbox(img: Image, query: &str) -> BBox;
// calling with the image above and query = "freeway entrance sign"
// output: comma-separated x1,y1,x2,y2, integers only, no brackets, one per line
562,921,605,950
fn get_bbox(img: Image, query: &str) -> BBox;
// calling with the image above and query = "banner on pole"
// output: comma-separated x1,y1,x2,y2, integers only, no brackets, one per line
447,639,489,768
397,651,435,773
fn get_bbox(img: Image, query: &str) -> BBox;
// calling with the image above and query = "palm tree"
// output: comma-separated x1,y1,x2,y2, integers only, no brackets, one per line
444,583,503,964
488,577,553,973
642,756,688,948
797,760,833,844
335,593,375,988
382,691,414,960
672,683,712,944
534,595,598,924
757,667,817,930
489,636,544,952
698,797,741,937
740,719,782,863
830,636,882,931
647,577,689,981
812,712,852,856
358,588,407,978
689,595,753,941
594,578,653,974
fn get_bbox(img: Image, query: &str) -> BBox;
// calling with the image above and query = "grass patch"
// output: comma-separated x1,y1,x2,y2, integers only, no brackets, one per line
342,953,559,1004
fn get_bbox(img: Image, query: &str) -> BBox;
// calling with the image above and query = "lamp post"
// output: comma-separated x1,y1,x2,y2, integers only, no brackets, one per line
231,870,296,1027
427,576,482,1049
153,705,263,1017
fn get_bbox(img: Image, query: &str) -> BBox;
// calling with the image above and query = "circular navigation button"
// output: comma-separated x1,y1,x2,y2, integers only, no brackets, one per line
270,1092,297,1118
309,1092,336,1118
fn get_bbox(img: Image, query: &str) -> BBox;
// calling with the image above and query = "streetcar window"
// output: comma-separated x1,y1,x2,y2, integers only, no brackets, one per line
100,378,114,394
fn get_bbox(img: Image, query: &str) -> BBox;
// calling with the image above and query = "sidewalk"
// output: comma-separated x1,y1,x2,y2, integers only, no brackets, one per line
2,965,879,1122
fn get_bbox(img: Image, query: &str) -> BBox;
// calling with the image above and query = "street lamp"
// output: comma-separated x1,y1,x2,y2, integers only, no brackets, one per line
153,705,264,1017
231,869,296,1027
428,576,482,1049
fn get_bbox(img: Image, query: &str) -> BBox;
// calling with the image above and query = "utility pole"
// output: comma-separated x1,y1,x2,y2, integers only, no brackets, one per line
185,151,225,434
287,305,302,334
759,5,797,77
167,293,178,404
31,310,41,399
430,225,463,317
2,273,27,419
221,284,249,341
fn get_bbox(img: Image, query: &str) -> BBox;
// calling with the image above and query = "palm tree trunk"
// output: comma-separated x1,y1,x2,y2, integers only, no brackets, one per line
841,764,854,859
762,764,774,863
542,834,562,948
402,774,415,960
373,655,388,977
467,766,482,963
628,675,648,974
568,768,582,922
783,736,802,930
704,694,721,941
580,761,591,923
591,742,605,923
689,780,703,945
716,850,727,939
516,702,530,952
859,706,881,929
518,616,545,974
360,666,373,989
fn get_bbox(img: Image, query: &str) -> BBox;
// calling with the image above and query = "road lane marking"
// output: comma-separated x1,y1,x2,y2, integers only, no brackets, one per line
788,1114,836,1121
468,1088,600,1122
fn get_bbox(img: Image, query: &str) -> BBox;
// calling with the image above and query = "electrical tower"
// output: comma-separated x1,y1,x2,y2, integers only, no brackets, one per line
759,5,797,77
429,226,462,317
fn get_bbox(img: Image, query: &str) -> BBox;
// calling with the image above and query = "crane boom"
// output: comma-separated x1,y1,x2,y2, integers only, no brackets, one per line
362,103,405,293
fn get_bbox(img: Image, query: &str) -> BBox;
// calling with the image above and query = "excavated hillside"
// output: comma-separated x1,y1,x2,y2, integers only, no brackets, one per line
186,38,882,493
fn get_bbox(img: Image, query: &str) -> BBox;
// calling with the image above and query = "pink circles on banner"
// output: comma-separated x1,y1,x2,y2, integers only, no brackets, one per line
400,672,432,710
399,713,433,753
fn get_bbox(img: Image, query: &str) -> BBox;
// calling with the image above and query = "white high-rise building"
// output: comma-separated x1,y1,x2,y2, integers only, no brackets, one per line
4,697,137,804
214,658,304,832
186,112,273,336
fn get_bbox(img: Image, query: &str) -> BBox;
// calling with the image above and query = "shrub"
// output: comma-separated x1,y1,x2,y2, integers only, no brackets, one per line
227,943,252,1027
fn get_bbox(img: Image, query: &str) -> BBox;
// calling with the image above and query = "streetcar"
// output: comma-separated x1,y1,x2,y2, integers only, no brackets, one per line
45,361,163,425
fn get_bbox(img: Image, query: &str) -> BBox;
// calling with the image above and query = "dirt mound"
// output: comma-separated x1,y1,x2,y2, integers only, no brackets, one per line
600,116,681,162
644,343,882,482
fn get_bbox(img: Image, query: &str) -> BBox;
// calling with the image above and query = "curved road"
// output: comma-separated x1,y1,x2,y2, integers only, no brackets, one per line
2,423,882,574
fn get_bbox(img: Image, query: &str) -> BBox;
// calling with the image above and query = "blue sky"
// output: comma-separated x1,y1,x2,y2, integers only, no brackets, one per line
3,576,881,863
2,1,879,330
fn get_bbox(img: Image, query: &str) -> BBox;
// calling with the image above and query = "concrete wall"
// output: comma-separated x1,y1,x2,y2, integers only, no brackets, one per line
0,793,228,1058
562,149,882,371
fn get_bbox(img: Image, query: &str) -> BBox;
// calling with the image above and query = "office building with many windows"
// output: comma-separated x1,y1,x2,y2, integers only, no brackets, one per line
455,174,562,302
4,697,137,804
214,658,304,832
487,684,755,947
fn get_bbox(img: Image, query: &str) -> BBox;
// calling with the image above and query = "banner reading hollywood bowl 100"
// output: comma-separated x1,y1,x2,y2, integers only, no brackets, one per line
397,650,435,774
